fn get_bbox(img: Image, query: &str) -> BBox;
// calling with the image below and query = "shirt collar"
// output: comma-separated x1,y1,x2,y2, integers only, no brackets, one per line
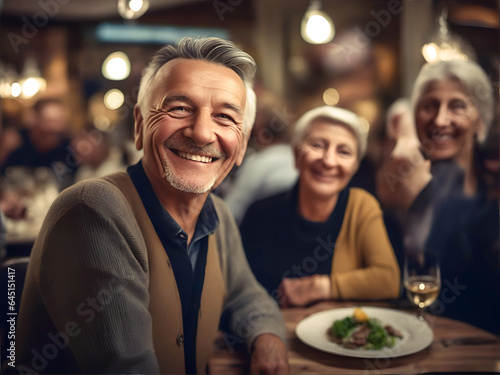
127,160,219,244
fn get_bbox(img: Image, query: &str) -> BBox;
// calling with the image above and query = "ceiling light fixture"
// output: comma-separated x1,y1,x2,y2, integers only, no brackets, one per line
421,8,475,62
118,0,150,20
104,88,125,110
102,51,131,81
19,57,47,99
0,63,16,98
301,0,335,45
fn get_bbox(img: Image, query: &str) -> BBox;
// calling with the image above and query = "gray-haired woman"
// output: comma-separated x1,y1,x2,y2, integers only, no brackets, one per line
378,59,499,335
241,106,401,307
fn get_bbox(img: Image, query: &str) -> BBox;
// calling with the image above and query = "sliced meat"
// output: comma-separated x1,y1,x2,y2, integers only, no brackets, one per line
385,325,403,338
348,324,370,347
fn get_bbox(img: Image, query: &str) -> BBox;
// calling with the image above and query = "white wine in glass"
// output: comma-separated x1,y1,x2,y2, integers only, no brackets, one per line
404,252,441,320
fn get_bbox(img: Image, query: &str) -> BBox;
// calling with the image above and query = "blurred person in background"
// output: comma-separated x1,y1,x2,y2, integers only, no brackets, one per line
0,105,26,256
0,123,22,166
0,113,26,226
71,128,127,182
376,98,431,218
375,97,430,269
241,106,400,307
0,98,75,189
223,91,298,224
376,59,499,335
15,37,289,375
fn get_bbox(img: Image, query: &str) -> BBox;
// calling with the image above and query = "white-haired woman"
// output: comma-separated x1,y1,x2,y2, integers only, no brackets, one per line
240,106,400,307
377,59,499,334
378,60,496,249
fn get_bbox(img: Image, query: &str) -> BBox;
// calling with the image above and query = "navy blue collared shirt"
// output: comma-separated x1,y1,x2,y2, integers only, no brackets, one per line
127,160,219,374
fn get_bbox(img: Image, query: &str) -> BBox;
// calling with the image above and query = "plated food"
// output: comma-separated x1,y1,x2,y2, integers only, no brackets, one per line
328,307,403,350
295,306,433,358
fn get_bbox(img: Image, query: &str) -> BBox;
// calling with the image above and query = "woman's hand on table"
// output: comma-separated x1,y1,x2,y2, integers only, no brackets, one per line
250,333,289,375
278,275,331,307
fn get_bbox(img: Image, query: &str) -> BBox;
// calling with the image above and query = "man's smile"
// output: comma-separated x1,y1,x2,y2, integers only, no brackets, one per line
177,150,215,163
164,136,225,164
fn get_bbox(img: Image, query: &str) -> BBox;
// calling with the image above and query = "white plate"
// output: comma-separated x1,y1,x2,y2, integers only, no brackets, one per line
295,306,433,358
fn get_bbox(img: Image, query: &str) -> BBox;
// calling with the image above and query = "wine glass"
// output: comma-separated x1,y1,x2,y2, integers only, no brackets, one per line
403,251,441,320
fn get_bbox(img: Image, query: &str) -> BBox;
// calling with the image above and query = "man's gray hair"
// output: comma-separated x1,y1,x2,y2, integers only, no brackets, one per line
137,37,257,135
411,59,494,144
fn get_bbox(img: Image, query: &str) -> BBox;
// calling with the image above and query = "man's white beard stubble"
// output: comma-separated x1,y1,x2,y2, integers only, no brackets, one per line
161,136,225,194
162,161,218,194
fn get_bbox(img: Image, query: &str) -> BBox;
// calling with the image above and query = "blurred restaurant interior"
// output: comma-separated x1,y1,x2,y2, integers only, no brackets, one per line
1,0,498,149
0,0,497,238
0,5,496,159
0,0,500,373
0,0,498,263
0,2,497,144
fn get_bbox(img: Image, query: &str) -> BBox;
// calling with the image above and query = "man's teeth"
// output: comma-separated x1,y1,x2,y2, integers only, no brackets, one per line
178,151,213,163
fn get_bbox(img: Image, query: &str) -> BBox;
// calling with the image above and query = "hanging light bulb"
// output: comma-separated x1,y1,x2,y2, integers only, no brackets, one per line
118,0,150,20
102,51,131,81
7,66,21,98
322,88,340,106
421,8,475,62
19,57,47,99
301,0,335,45
11,82,22,98
104,88,125,110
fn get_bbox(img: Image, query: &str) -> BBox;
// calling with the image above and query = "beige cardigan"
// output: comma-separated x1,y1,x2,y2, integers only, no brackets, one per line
16,172,285,374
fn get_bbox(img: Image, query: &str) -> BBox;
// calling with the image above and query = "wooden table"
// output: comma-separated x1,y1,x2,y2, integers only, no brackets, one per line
208,301,500,374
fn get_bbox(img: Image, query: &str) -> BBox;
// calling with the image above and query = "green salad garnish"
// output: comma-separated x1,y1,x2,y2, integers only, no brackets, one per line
330,308,403,350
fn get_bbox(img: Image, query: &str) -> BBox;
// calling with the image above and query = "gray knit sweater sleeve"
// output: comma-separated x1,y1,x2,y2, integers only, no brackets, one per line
211,195,287,351
37,179,159,374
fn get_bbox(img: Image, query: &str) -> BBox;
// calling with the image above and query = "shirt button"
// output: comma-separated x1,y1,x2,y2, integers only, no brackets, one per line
177,334,184,347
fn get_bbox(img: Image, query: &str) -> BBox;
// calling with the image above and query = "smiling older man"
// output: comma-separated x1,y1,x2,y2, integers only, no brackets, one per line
15,37,288,375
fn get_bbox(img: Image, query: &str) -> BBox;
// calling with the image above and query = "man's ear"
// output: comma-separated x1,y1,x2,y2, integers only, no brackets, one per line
134,105,144,151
